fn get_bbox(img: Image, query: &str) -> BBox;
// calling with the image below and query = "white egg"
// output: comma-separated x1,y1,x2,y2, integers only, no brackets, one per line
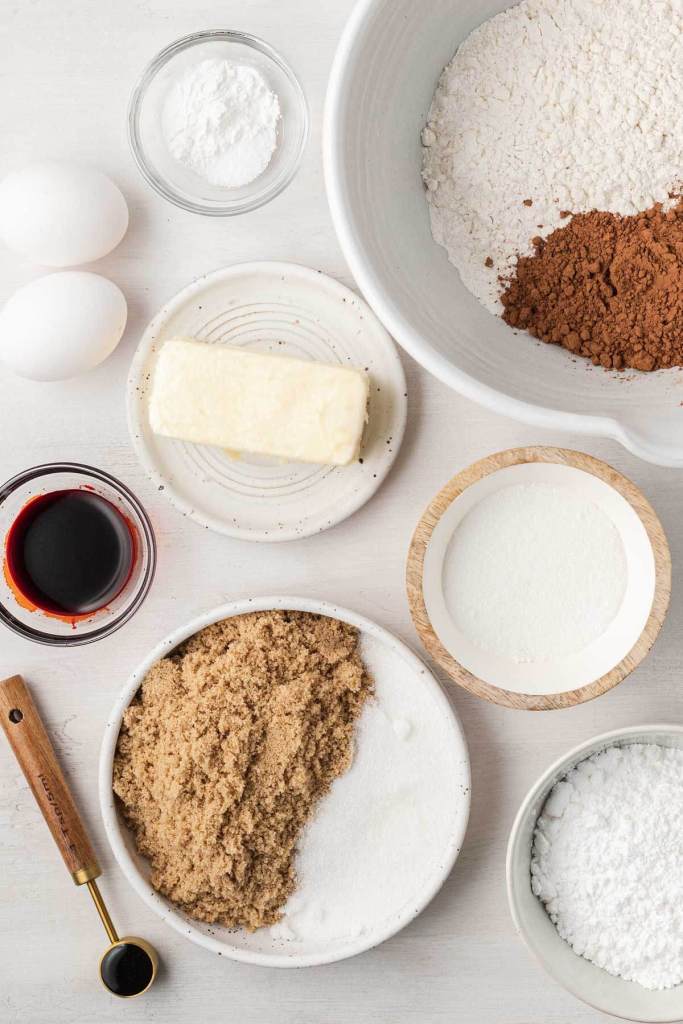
0,162,129,267
0,272,127,381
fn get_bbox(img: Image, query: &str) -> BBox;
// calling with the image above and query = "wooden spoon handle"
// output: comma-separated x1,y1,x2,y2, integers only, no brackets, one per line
0,674,100,885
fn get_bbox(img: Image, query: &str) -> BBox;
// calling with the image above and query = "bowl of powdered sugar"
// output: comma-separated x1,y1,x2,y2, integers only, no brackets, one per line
507,725,683,1021
129,30,308,215
325,0,683,466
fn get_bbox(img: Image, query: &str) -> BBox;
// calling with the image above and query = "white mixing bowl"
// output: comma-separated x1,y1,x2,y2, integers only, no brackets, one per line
324,0,683,467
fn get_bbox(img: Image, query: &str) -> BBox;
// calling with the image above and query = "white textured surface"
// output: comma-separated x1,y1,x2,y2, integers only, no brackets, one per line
1,2,683,1022
422,0,683,313
532,743,683,991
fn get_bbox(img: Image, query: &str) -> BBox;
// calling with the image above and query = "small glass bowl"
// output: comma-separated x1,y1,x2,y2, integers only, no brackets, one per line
128,30,309,216
0,464,156,647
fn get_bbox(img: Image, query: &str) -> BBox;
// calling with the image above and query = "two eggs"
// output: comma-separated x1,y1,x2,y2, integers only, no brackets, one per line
0,162,129,381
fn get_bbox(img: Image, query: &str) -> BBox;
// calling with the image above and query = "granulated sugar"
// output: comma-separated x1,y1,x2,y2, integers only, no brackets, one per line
422,0,683,313
443,483,627,662
270,639,464,946
532,743,683,990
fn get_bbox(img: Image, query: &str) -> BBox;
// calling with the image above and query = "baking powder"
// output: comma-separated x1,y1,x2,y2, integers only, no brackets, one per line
532,743,683,990
422,0,683,312
443,483,627,662
162,58,280,188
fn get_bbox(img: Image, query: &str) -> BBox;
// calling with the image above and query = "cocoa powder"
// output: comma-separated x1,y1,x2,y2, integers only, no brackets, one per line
500,200,683,371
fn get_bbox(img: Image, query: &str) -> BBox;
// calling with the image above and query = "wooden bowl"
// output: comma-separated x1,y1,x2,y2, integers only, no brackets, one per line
406,447,671,711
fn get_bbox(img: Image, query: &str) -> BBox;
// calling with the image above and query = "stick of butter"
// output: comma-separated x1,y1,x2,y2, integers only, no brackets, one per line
149,338,370,466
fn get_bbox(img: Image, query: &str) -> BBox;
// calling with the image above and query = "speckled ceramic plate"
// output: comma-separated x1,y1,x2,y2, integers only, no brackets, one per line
99,596,471,968
127,263,407,540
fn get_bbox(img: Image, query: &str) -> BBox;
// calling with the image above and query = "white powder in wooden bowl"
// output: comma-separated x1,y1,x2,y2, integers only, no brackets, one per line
443,483,628,662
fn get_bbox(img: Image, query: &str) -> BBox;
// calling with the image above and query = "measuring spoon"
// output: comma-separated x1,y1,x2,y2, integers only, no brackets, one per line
0,674,158,997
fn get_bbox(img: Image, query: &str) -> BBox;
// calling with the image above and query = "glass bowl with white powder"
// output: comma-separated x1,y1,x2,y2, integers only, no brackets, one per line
129,31,308,215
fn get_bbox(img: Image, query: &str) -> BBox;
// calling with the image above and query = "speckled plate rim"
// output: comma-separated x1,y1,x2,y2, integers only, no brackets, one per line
126,262,407,542
99,595,471,968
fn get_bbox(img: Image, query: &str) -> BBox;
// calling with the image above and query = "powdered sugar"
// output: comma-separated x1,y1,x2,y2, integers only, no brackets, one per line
163,59,280,188
443,483,627,662
422,0,683,313
531,743,683,990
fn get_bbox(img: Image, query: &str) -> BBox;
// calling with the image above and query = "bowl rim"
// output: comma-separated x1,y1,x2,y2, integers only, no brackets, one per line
506,724,683,1022
406,446,671,710
322,0,683,469
99,595,471,968
0,462,156,647
128,29,309,217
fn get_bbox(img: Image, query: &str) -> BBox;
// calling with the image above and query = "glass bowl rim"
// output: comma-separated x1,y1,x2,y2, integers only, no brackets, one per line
0,462,156,647
127,28,310,217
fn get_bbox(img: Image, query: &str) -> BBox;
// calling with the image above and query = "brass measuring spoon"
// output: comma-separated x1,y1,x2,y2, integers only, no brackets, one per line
0,674,158,998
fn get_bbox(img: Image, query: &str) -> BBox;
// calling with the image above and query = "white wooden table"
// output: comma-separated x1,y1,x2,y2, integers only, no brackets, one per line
1,2,681,1021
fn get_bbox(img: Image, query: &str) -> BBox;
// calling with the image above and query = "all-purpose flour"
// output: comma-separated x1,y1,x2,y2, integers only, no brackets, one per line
532,744,683,990
422,0,683,313
163,59,280,188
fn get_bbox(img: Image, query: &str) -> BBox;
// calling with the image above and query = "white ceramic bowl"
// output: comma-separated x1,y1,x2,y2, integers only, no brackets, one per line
324,0,683,467
99,596,471,968
507,725,683,1022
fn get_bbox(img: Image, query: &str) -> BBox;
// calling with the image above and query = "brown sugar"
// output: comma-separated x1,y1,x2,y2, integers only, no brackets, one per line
113,611,373,931
500,199,683,371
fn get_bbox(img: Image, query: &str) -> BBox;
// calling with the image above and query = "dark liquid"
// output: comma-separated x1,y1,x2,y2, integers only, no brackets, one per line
100,942,154,997
6,490,134,616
